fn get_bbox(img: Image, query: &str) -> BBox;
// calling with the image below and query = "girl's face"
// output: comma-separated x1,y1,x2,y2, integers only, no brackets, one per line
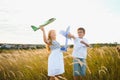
50,30,56,40
77,30,85,38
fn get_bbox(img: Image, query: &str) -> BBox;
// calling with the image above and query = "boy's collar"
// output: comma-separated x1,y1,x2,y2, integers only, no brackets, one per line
78,37,83,39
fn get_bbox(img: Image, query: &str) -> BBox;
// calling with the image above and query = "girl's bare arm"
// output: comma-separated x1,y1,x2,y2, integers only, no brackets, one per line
40,27,49,44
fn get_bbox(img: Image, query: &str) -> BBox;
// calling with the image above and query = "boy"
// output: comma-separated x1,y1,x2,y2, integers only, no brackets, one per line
68,27,90,80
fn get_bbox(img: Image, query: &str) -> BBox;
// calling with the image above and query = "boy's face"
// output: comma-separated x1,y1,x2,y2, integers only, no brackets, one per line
77,30,85,38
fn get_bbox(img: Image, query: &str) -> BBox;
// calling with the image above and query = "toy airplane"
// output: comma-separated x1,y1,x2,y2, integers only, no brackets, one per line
31,18,56,31
60,26,70,52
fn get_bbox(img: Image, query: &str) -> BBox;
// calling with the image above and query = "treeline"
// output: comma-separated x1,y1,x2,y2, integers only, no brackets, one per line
91,43,119,48
0,43,119,50
69,43,120,48
0,43,45,50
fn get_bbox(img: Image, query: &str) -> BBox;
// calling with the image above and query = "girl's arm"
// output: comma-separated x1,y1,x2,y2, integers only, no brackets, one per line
40,27,49,44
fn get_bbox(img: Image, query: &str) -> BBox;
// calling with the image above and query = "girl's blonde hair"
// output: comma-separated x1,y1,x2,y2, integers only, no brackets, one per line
46,30,55,52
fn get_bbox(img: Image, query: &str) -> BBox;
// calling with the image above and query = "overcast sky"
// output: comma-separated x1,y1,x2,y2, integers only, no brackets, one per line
0,0,120,44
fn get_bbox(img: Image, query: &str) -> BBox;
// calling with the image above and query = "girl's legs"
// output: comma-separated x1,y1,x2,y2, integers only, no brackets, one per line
55,74,63,79
49,75,62,80
49,76,55,80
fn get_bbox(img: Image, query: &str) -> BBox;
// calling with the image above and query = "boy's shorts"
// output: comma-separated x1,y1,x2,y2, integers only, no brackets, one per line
73,58,86,76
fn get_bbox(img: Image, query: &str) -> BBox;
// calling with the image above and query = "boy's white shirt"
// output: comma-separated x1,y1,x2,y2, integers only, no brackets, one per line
72,37,88,59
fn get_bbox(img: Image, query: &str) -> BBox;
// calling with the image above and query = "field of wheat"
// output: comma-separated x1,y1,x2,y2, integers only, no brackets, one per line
0,46,120,80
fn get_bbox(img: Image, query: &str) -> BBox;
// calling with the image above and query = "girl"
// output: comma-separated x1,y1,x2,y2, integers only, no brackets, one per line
40,27,64,80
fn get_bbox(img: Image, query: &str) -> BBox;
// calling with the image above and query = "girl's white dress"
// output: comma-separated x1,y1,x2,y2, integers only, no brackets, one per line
48,40,64,76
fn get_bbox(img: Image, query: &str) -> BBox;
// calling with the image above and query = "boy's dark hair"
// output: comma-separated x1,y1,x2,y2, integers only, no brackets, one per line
77,27,85,33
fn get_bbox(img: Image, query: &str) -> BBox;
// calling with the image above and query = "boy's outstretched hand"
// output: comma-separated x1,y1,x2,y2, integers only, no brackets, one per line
68,33,75,39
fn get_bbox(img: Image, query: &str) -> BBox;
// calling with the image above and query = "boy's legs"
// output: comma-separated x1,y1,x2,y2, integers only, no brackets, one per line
73,58,86,80
74,76,79,80
73,58,80,80
80,58,86,80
